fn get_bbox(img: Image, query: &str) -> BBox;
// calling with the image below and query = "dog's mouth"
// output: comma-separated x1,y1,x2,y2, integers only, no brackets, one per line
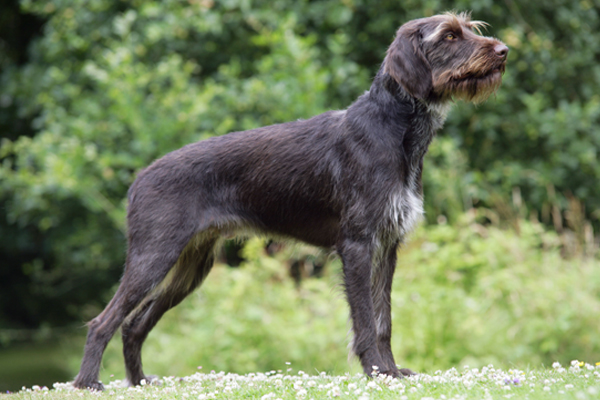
487,64,506,77
455,63,505,82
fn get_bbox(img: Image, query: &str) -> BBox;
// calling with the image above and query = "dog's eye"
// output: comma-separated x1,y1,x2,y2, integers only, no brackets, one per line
445,33,457,41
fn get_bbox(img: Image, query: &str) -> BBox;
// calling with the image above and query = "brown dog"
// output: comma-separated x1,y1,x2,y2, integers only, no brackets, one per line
74,12,507,390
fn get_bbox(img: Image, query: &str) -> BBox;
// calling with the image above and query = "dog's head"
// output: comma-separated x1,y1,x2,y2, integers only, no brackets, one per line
384,12,508,103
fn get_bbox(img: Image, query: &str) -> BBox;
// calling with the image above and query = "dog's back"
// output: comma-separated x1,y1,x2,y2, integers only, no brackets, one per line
128,110,351,247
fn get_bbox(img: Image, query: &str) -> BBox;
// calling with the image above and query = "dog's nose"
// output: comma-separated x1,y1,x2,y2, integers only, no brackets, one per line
495,44,509,60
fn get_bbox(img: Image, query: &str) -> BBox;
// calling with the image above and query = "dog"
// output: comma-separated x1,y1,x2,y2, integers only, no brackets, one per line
74,12,508,390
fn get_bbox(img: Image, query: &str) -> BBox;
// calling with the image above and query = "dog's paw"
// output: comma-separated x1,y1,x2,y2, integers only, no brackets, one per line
73,380,104,391
377,369,401,378
128,375,162,387
399,368,417,377
142,375,162,386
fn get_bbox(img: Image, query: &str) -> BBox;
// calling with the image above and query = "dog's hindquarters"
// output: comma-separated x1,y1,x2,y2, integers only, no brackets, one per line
75,165,219,389
121,233,218,385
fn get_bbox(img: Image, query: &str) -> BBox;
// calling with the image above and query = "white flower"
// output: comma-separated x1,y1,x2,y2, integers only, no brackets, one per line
328,386,341,397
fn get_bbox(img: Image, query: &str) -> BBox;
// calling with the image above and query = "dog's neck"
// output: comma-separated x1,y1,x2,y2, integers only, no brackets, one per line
364,71,451,161
378,71,451,124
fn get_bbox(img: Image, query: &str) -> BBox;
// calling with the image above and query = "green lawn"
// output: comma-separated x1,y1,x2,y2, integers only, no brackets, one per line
8,362,600,400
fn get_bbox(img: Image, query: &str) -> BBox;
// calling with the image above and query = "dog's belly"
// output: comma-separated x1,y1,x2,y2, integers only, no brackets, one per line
241,205,341,248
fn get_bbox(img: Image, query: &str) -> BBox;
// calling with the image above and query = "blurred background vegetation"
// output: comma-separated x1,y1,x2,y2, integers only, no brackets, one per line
1,0,600,392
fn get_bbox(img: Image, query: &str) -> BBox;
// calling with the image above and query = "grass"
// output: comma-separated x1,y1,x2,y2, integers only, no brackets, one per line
8,361,600,399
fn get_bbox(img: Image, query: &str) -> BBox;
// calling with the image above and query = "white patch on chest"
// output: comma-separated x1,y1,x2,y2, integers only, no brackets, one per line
387,185,424,237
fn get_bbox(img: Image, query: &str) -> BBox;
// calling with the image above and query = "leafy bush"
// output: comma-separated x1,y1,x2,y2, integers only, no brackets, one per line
394,213,600,371
0,0,349,327
2,0,600,353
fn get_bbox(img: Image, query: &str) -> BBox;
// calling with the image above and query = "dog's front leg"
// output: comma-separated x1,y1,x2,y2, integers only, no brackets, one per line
372,242,415,377
339,238,392,377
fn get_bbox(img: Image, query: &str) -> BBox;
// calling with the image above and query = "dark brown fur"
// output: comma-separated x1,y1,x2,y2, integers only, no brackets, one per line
74,12,508,390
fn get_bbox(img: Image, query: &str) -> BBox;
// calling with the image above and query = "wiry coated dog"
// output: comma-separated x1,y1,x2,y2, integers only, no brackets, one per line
74,12,508,390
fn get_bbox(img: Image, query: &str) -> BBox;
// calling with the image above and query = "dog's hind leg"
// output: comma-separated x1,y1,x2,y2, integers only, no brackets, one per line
371,241,415,377
121,236,218,386
74,220,200,390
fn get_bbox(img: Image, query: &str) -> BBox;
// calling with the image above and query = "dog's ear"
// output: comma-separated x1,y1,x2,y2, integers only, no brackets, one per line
384,23,432,99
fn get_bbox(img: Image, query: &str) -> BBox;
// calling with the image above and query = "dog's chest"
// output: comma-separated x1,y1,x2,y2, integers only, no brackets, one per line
386,182,424,237
383,103,450,237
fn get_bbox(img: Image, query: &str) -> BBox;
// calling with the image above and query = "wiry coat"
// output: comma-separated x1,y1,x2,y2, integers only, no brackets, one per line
74,12,508,390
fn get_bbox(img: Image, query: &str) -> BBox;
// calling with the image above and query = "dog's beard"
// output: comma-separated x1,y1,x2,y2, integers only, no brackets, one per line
433,58,506,103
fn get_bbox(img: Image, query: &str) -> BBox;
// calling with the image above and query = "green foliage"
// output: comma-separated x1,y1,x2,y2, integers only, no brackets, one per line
3,0,600,390
0,0,358,327
444,1,600,217
91,220,600,381
394,214,600,371
1,0,600,375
